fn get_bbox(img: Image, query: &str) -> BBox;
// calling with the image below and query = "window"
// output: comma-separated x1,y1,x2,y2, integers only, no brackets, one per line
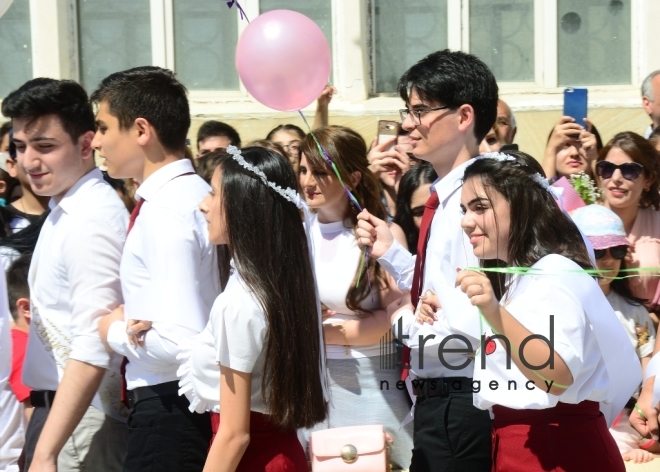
260,0,333,81
372,0,448,94
0,0,32,98
173,0,239,91
77,0,152,91
557,0,631,86
470,0,534,82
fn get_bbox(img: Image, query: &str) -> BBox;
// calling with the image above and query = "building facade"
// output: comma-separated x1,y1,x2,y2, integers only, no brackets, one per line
1,0,658,158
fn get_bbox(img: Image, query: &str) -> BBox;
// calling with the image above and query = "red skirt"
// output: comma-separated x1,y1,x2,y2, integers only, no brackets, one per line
210,412,308,472
491,401,624,472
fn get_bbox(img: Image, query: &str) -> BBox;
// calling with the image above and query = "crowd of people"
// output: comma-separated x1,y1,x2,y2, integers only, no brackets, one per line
0,48,659,472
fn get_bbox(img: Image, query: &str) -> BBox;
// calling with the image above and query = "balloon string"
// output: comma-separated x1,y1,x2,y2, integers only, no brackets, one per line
465,266,660,280
297,110,372,297
226,0,250,22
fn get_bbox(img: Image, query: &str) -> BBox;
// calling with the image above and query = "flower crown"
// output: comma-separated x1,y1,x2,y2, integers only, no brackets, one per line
479,151,551,193
226,145,306,209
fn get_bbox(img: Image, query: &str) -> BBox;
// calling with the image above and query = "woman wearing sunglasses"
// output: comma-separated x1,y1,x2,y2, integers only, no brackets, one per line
596,131,660,327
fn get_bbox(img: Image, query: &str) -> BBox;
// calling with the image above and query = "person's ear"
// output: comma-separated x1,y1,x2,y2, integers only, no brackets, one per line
0,180,7,196
642,96,653,115
16,298,30,323
457,104,476,136
5,158,18,179
79,130,95,161
350,171,361,189
643,171,656,192
135,118,153,147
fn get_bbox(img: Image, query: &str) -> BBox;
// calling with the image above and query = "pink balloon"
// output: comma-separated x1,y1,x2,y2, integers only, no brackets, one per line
236,10,331,112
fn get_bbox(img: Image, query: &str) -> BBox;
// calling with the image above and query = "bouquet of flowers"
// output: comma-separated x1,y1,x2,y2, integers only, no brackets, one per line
568,172,601,205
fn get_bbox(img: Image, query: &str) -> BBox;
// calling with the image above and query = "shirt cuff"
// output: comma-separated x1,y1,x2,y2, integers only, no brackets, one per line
70,334,112,369
378,239,415,290
106,320,129,357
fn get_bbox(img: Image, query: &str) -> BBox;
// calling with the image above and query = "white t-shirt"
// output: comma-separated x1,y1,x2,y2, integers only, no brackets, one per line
310,215,380,359
472,255,641,426
178,268,267,415
606,291,656,359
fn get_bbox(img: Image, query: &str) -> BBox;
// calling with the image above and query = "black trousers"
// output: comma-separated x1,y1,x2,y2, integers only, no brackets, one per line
409,390,492,472
22,405,49,470
122,392,212,472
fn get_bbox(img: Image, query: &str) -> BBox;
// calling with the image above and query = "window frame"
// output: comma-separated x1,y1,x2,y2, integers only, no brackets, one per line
17,0,656,114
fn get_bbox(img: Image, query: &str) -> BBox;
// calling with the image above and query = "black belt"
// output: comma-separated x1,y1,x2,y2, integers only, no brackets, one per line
30,390,56,408
411,377,474,398
127,381,180,409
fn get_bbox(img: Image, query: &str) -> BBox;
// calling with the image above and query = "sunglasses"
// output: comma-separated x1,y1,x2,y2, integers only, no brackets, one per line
596,161,644,180
594,245,628,260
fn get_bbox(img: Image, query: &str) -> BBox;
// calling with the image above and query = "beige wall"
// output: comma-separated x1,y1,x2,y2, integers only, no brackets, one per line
189,107,651,162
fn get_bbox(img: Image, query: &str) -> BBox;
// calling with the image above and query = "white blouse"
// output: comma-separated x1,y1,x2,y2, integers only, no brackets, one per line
310,215,380,359
472,254,641,426
178,268,267,414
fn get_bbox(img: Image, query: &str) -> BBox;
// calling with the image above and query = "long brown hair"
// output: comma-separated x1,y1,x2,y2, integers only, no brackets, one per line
463,152,594,299
597,132,660,210
300,125,388,312
216,147,326,430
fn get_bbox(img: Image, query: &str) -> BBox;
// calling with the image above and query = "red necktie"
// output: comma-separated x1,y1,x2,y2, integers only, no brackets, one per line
120,198,144,405
401,191,440,380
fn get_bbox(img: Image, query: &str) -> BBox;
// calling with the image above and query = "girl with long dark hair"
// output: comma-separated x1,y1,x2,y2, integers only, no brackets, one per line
178,146,327,471
298,125,413,468
393,162,437,253
395,155,641,471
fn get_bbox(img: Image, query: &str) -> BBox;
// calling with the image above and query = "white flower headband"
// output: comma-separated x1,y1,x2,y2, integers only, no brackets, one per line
226,145,306,210
479,151,552,193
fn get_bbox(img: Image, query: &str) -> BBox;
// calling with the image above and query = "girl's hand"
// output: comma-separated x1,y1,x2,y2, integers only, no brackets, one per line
629,379,660,441
417,291,440,324
321,303,336,321
127,319,153,347
456,270,499,319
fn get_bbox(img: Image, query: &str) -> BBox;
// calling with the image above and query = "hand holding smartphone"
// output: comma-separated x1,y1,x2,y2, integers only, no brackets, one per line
377,120,399,151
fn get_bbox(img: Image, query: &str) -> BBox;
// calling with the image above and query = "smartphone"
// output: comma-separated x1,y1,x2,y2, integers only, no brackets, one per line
563,87,588,129
377,120,399,150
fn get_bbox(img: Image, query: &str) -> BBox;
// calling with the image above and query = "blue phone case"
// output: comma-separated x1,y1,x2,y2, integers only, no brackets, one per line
563,87,588,128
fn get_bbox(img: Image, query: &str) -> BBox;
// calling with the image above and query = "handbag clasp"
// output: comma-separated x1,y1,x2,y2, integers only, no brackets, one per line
340,444,358,463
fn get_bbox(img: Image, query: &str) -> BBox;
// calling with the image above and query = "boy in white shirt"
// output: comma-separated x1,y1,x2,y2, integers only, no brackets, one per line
94,66,218,472
356,50,498,471
1,78,129,471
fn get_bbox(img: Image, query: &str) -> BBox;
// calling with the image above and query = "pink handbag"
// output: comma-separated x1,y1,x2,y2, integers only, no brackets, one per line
309,425,389,471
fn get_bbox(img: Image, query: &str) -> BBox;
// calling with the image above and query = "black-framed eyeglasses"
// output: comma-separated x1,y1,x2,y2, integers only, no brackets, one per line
596,161,644,181
594,245,628,260
399,106,450,126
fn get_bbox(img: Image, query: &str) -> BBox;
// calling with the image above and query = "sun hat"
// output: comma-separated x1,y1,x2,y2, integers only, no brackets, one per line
570,204,631,250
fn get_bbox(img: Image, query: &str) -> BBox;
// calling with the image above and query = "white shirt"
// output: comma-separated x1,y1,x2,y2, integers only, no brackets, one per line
606,291,656,359
23,168,129,422
310,216,380,359
0,271,21,472
178,267,267,414
471,255,641,426
385,160,480,379
107,159,219,391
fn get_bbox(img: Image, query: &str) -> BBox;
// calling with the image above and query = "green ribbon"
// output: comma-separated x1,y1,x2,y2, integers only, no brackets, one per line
465,266,660,280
